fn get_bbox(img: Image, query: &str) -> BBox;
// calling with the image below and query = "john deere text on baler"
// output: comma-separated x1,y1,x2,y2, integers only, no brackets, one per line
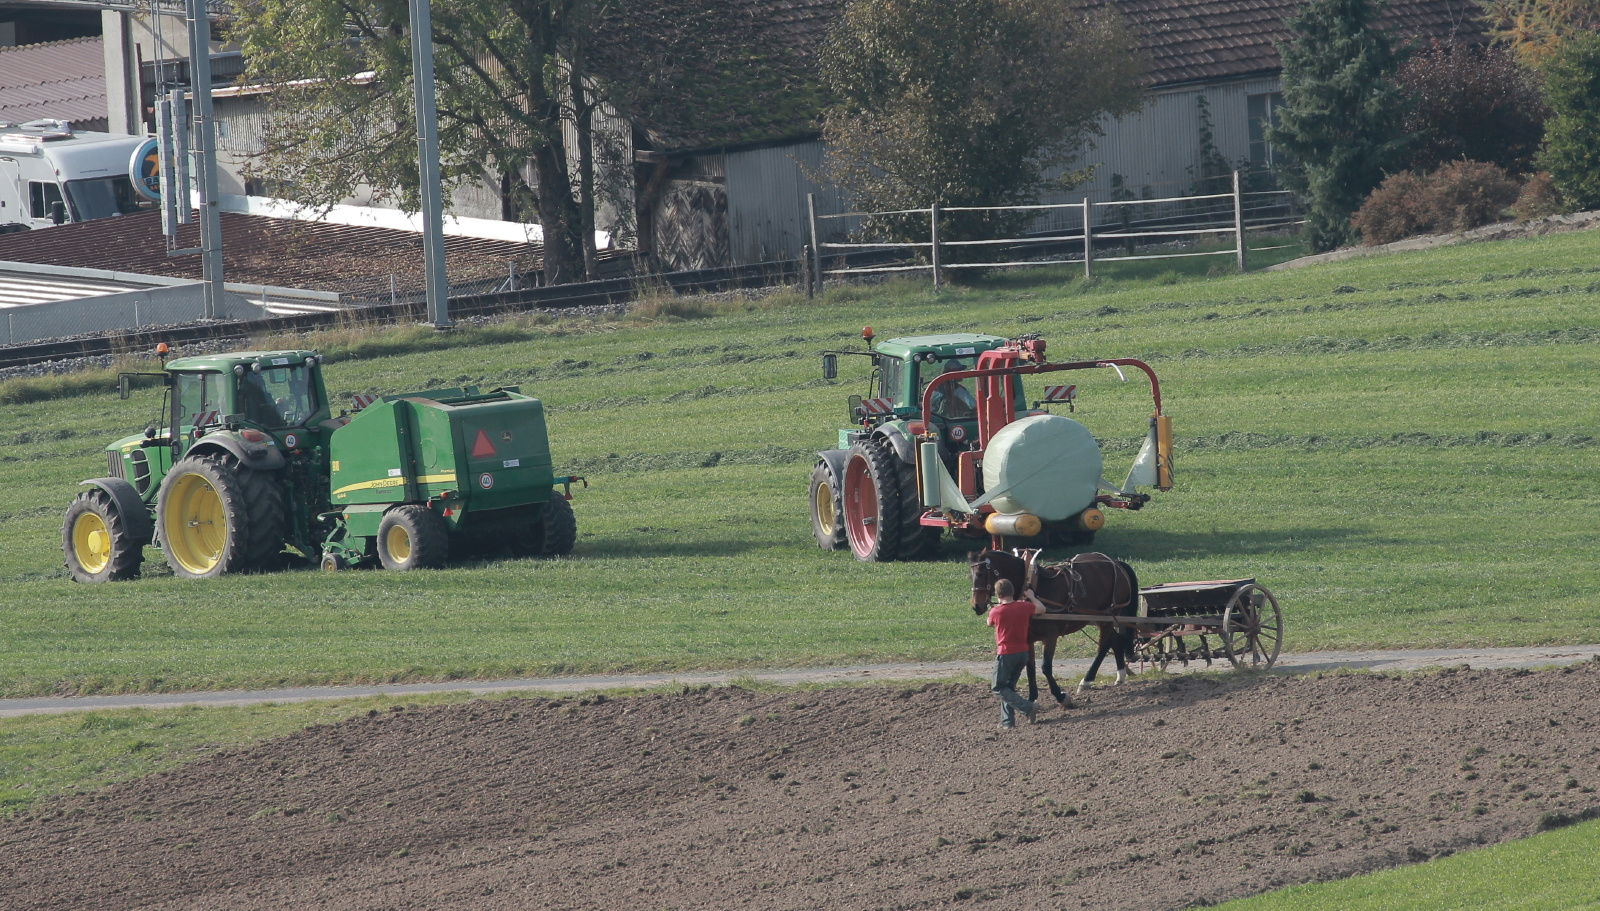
809,330,1172,561
62,347,582,581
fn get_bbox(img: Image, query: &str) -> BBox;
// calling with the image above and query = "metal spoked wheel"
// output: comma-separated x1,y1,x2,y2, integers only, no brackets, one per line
1220,583,1283,669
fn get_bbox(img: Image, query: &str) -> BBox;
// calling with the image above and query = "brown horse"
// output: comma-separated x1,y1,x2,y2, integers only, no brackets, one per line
968,549,1140,707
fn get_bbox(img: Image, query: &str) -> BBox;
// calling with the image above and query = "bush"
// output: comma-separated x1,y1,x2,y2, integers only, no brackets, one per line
1538,33,1600,211
1513,172,1567,219
1397,43,1548,175
1349,170,1432,244
1352,161,1520,244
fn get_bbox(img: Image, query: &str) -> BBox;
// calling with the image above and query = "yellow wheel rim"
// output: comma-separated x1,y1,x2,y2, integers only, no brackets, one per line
385,524,412,564
164,472,227,575
815,483,836,531
72,511,111,574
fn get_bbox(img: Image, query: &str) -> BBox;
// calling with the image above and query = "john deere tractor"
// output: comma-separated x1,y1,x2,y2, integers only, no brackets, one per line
809,329,1173,562
62,347,581,582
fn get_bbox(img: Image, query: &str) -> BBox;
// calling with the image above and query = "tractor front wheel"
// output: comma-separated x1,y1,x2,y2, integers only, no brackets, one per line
157,452,285,579
377,505,449,571
62,488,144,582
841,438,901,562
541,495,577,556
809,461,846,551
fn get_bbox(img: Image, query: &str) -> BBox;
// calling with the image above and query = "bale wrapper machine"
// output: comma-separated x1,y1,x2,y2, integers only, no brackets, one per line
810,330,1173,561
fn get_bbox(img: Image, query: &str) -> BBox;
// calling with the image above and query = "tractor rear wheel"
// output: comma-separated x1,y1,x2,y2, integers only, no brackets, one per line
157,452,286,579
377,505,449,571
62,488,144,582
541,494,578,556
841,438,901,562
892,454,940,560
808,461,846,551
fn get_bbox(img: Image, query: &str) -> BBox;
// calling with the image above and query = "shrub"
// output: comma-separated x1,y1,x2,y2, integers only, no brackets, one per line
1538,33,1600,211
1512,171,1567,219
1351,161,1520,244
1396,43,1547,175
1426,160,1522,232
1350,170,1432,244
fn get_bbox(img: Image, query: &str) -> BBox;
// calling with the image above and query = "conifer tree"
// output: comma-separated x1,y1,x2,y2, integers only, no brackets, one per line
1538,33,1600,210
1268,0,1407,251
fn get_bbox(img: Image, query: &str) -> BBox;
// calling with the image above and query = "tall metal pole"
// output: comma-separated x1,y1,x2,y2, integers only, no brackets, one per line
409,0,451,328
185,0,223,318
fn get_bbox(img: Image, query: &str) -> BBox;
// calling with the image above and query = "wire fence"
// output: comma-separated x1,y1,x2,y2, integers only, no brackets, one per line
805,171,1305,293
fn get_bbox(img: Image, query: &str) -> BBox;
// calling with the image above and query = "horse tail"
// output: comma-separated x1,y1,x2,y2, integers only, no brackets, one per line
1115,560,1140,662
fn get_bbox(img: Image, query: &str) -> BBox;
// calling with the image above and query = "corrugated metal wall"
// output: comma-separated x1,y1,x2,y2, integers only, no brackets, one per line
725,77,1281,259
725,140,850,266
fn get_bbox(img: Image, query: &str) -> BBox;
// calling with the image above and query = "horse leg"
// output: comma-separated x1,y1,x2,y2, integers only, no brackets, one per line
1078,624,1114,695
1042,635,1072,708
1025,641,1039,703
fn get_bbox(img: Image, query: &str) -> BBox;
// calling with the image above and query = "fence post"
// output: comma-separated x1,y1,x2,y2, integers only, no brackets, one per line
807,192,823,297
1082,197,1093,279
930,202,941,292
1233,170,1247,273
801,243,813,298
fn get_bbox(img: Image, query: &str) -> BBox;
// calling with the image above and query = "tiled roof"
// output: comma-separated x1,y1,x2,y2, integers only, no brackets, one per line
610,0,1483,150
1105,0,1486,87
0,37,108,127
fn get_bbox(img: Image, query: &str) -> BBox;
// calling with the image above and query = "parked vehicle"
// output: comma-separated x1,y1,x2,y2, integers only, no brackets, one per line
810,330,1172,561
0,120,154,232
63,346,582,581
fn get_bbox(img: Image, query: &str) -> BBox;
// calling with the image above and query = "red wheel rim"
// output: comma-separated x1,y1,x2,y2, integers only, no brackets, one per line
842,454,879,558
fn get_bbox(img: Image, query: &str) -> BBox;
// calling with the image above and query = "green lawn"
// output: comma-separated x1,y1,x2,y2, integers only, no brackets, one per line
1215,817,1600,910
2,232,1598,700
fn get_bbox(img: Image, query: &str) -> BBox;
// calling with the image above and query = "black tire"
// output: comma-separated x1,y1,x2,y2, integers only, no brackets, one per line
62,488,144,582
541,494,577,556
891,450,940,560
809,461,846,551
157,452,286,579
841,437,901,562
1049,527,1098,548
377,505,450,571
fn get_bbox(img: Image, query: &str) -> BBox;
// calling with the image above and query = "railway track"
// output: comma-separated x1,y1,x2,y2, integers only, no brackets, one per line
0,260,802,371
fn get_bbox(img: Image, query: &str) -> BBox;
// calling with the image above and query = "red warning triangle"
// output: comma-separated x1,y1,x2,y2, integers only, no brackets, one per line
470,429,497,458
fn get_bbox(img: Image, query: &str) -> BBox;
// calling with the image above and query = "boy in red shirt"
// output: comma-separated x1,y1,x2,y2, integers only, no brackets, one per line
987,577,1045,729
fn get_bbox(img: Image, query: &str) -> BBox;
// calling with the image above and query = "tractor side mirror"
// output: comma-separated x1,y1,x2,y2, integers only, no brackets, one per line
847,394,863,422
49,201,66,225
118,375,131,399
822,354,837,380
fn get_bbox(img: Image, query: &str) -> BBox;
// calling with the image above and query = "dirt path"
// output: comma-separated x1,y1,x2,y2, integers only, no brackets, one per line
3,644,1598,718
3,661,1598,910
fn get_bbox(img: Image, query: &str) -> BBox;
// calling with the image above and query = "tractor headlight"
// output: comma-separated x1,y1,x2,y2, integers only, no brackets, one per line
233,365,245,376
251,362,262,373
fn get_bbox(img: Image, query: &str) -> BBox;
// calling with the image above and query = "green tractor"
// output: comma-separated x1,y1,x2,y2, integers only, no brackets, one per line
809,329,1173,561
62,347,582,582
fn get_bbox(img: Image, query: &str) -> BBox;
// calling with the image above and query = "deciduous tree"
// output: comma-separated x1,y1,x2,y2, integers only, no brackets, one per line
818,0,1143,245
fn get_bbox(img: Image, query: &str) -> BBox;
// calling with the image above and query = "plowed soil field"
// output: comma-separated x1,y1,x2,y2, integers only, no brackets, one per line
4,662,1599,910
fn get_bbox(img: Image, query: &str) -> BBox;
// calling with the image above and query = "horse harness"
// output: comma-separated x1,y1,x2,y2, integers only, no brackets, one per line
1024,551,1134,616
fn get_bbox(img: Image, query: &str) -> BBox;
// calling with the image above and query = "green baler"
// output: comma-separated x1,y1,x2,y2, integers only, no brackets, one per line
62,348,581,582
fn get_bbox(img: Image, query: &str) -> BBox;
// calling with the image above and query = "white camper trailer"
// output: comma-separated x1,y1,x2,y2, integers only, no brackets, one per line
0,120,155,232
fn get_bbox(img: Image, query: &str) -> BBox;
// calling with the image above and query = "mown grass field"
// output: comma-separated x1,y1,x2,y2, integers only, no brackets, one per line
1,234,1598,701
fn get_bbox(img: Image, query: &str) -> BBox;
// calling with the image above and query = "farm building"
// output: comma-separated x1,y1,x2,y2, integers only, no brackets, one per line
2,0,1483,274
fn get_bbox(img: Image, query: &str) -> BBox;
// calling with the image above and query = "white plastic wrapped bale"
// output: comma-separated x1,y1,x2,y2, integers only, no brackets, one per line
981,414,1102,521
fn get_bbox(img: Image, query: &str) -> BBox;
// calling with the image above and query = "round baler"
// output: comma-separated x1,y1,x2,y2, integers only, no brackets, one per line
62,347,583,582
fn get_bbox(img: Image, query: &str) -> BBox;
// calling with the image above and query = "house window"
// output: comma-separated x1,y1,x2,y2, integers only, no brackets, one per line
1247,93,1285,168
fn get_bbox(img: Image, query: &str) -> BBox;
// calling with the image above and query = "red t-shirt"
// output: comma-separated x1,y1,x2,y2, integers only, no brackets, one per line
988,599,1035,656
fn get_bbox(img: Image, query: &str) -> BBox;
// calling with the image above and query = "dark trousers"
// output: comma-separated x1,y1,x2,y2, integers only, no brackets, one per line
992,651,1035,726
